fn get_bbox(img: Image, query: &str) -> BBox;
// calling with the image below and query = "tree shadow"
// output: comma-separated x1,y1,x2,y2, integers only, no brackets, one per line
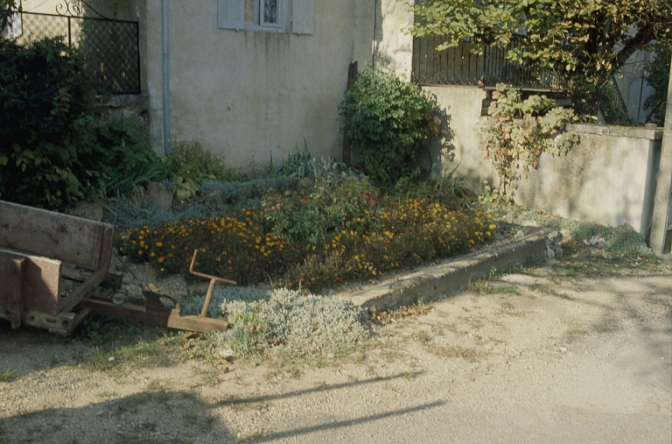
512,273,672,387
0,390,236,444
0,371,445,443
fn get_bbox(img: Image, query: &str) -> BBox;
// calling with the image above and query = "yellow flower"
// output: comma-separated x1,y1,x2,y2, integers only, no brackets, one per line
156,241,163,247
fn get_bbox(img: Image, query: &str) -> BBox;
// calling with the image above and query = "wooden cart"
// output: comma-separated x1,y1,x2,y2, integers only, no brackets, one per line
0,200,232,335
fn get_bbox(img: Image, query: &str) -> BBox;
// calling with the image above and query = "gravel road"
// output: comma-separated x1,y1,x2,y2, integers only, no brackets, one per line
1,271,671,444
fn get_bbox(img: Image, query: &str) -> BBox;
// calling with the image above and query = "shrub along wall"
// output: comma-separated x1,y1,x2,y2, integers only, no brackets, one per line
0,37,163,210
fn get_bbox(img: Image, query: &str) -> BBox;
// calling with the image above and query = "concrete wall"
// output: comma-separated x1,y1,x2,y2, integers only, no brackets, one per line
517,124,662,236
425,84,664,235
423,86,495,190
140,0,376,168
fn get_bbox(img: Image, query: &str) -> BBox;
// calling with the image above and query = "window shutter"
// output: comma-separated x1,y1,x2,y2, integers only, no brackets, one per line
218,0,244,30
292,0,314,35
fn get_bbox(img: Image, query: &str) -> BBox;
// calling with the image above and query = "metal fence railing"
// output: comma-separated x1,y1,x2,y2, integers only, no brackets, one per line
7,9,141,95
412,34,564,91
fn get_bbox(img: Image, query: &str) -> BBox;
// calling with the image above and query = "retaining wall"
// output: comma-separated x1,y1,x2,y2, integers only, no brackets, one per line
425,85,664,237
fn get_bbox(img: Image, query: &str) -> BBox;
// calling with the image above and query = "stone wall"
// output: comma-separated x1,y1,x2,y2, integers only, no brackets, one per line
141,0,375,166
99,95,150,148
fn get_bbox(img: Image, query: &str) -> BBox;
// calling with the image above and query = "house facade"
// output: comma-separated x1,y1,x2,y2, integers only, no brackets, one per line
94,0,415,167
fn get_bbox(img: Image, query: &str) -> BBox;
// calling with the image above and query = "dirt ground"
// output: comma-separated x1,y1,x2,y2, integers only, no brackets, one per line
1,268,671,444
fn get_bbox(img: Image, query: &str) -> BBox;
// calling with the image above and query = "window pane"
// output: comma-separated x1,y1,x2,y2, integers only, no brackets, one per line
263,0,278,24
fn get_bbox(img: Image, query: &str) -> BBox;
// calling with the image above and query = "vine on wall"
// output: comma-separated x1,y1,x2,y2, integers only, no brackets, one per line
482,84,579,203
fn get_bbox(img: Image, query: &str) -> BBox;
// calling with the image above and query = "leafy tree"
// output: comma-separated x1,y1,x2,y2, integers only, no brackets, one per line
413,0,672,118
644,43,670,125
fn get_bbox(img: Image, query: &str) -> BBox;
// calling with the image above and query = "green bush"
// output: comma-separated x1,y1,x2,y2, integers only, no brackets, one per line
339,67,441,188
0,37,102,208
90,117,168,198
0,37,164,208
260,158,379,248
167,140,241,201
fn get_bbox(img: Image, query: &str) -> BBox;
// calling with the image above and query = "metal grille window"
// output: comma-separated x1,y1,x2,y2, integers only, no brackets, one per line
412,35,564,91
263,0,279,25
6,2,141,95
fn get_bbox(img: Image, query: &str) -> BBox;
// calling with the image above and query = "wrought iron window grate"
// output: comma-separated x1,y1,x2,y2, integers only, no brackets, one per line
6,7,140,95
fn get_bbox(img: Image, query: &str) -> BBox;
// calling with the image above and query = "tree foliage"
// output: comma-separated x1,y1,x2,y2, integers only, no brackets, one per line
413,0,672,117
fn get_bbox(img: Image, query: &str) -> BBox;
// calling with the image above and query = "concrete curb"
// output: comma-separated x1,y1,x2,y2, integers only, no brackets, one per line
332,228,550,311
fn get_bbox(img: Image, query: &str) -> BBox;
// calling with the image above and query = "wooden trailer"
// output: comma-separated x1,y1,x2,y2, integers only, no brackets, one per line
0,200,232,335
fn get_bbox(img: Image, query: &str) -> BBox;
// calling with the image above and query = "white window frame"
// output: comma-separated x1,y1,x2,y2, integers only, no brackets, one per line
218,0,313,35
255,0,284,31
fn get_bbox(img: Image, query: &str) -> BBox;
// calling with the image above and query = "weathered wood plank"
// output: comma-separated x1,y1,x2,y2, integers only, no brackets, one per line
0,249,61,315
0,200,114,270
0,255,25,328
81,299,230,334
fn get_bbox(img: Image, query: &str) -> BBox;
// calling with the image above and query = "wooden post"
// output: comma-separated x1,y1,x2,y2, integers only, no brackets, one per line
649,56,672,256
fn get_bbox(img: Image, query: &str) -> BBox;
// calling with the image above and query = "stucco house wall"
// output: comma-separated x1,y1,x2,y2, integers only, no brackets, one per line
139,0,376,168
372,0,414,76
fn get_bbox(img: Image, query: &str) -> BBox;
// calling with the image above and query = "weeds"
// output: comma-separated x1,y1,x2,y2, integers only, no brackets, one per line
0,368,15,382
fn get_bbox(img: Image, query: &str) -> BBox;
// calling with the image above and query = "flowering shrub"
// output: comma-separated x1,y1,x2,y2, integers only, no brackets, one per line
118,190,495,291
118,209,303,284
286,198,494,289
261,174,379,249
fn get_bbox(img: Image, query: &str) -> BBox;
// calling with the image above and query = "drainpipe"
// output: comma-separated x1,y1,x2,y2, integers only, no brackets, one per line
162,0,171,155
